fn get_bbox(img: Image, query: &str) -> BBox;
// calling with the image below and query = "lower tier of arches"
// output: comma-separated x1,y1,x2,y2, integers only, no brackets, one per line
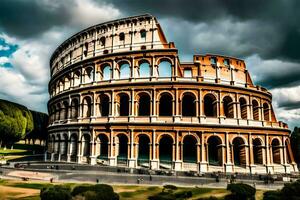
47,125,298,174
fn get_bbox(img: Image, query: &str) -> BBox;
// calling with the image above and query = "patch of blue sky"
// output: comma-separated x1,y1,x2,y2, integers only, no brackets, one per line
0,36,18,68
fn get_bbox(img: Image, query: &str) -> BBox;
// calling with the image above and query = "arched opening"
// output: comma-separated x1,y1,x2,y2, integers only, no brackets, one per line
119,62,130,79
70,134,78,161
232,137,246,166
204,94,217,117
83,67,93,83
263,103,270,121
272,139,281,164
64,76,71,90
118,93,129,116
138,93,150,116
82,97,92,117
71,99,79,119
99,94,110,117
252,100,259,120
159,93,173,116
102,65,111,80
158,60,172,77
253,138,263,164
159,135,173,165
183,135,197,163
139,61,150,77
63,101,68,120
239,97,248,119
119,32,125,41
140,29,146,39
99,36,106,46
59,81,64,92
73,70,81,86
182,93,196,117
223,96,234,118
97,134,109,160
61,134,68,156
116,134,128,163
138,134,150,165
82,134,90,157
56,103,61,121
207,136,222,166
55,135,60,154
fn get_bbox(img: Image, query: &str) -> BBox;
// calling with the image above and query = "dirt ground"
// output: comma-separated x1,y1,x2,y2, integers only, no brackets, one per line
0,185,39,200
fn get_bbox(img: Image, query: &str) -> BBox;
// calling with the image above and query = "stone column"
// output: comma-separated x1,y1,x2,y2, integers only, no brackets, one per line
199,132,208,172
150,130,159,169
108,131,116,166
90,129,97,165
225,132,233,173
265,136,273,173
128,129,137,168
174,131,182,170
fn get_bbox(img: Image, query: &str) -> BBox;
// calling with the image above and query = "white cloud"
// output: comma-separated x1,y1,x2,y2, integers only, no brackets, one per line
0,45,10,51
0,56,9,64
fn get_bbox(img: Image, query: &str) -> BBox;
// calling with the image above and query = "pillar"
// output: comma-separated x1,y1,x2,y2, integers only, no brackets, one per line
225,132,233,173
150,130,159,169
199,132,208,172
174,131,182,170
128,129,137,168
108,131,116,166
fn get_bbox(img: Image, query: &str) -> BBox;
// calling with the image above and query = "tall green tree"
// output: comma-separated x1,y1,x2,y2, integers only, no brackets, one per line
291,127,300,164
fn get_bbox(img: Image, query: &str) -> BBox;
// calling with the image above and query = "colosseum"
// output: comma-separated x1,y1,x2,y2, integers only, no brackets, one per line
47,14,298,174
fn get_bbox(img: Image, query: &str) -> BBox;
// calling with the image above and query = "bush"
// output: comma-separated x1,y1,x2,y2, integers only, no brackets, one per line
163,185,178,190
175,191,192,198
40,185,72,200
263,190,281,200
226,183,256,200
198,197,218,200
148,192,176,200
72,184,119,200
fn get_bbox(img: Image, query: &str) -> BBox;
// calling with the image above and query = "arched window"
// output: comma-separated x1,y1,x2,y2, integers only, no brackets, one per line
204,94,217,117
97,134,109,160
232,137,246,166
253,138,263,164
83,67,93,83
263,103,270,121
82,134,90,157
159,135,173,164
138,93,150,116
252,100,259,120
99,94,110,117
116,134,128,163
158,60,172,77
138,134,150,165
139,61,150,77
223,96,234,118
118,93,129,116
119,63,130,79
183,135,197,163
182,93,196,116
207,136,222,166
73,70,81,86
64,76,71,90
239,97,247,119
82,97,92,117
100,36,106,46
119,32,125,41
272,139,281,164
70,135,78,160
62,101,68,120
140,29,146,39
159,93,173,116
102,65,111,80
71,99,79,119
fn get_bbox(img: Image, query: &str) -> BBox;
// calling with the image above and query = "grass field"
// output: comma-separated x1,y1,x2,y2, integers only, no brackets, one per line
0,142,44,162
0,179,267,200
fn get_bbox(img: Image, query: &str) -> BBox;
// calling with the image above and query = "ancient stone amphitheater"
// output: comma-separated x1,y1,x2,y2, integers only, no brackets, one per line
47,14,297,174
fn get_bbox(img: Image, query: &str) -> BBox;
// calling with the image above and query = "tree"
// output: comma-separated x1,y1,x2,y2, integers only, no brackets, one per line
291,127,300,164
40,185,72,200
225,183,256,200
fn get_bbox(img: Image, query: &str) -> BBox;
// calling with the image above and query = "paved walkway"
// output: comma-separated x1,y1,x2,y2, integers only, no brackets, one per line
0,166,286,190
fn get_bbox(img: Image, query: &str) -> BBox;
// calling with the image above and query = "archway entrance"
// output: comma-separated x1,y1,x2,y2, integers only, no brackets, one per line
159,135,173,166
159,93,173,116
182,94,196,116
232,137,246,166
116,134,128,164
138,93,150,116
253,138,263,164
204,94,217,117
97,134,109,161
272,139,281,164
137,134,150,166
183,135,197,163
207,136,222,166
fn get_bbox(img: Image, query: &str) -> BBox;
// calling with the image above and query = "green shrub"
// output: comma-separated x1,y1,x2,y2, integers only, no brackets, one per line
163,185,177,190
40,185,72,200
72,184,119,200
226,183,255,200
197,197,218,200
175,190,192,198
148,192,175,200
263,190,281,200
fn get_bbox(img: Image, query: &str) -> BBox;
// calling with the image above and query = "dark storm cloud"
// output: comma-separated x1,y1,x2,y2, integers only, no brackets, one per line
278,101,300,110
0,0,70,38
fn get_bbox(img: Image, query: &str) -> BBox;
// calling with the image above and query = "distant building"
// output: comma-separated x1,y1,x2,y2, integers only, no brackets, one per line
47,14,297,174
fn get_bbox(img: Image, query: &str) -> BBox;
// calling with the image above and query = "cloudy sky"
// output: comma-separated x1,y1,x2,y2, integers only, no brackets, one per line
0,0,299,129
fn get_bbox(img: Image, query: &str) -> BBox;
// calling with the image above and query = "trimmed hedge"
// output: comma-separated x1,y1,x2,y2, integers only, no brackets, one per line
226,183,256,200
